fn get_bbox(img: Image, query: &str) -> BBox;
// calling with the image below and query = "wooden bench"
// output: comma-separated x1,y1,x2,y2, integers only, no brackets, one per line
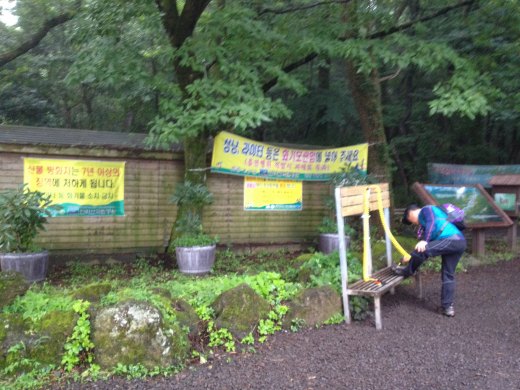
334,183,423,330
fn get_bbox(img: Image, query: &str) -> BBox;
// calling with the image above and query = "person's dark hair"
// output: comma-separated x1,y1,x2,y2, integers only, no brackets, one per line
402,204,420,225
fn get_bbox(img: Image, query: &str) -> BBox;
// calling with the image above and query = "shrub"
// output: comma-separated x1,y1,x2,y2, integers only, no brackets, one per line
0,185,55,253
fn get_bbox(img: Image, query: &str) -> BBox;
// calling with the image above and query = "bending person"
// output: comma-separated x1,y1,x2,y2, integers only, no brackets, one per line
393,204,466,317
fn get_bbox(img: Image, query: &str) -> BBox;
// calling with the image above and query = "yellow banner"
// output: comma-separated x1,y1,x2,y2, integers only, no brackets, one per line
23,158,125,217
211,131,367,180
244,177,302,211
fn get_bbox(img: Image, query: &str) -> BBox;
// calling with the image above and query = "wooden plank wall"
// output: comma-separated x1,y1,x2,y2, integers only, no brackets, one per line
0,148,329,254
204,175,329,245
0,150,180,254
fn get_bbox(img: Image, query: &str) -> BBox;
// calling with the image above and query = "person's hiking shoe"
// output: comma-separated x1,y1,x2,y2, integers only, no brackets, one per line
442,305,455,317
391,265,408,277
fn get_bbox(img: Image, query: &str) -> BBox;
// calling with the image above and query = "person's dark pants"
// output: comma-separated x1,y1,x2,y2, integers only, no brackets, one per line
403,238,466,309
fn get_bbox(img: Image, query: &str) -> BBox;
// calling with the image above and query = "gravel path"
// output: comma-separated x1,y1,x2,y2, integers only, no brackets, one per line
57,259,520,390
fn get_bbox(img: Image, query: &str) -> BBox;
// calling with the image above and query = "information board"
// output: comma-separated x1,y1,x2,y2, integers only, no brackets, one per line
244,177,302,211
412,182,513,228
428,163,520,187
494,193,517,212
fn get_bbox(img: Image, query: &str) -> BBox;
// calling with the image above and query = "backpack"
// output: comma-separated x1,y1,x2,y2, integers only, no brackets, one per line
416,204,466,239
440,203,466,231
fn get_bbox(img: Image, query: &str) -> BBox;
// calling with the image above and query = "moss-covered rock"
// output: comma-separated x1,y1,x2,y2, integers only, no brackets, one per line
0,313,25,352
211,284,271,339
72,282,112,303
0,309,77,373
282,286,342,329
151,287,173,300
294,266,313,284
0,271,29,310
291,253,315,266
0,313,31,372
92,300,190,369
30,309,77,365
171,298,200,338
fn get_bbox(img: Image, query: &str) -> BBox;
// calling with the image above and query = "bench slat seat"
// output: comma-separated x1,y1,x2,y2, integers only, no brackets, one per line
347,267,403,297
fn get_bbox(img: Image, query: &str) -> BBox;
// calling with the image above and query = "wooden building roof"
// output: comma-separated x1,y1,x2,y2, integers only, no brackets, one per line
0,124,182,152
489,175,520,186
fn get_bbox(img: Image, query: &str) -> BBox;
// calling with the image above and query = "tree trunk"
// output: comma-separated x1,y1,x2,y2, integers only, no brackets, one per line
316,58,331,137
166,131,210,252
154,0,213,251
345,62,391,182
81,84,94,129
183,131,210,184
346,62,393,237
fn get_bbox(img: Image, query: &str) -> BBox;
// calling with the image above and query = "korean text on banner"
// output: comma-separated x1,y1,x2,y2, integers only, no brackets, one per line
23,158,125,217
244,177,302,211
211,131,367,181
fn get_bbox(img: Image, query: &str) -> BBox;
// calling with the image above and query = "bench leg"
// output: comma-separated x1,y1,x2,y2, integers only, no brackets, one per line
390,287,396,295
415,271,423,300
343,293,352,324
374,296,382,330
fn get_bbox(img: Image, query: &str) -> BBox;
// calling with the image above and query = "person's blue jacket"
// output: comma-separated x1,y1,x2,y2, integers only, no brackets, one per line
419,206,464,242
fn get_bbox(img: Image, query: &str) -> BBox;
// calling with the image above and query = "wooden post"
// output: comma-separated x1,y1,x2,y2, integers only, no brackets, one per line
508,221,517,252
472,229,486,256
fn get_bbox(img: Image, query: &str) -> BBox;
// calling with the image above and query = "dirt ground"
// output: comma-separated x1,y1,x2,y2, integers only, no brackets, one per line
55,259,520,390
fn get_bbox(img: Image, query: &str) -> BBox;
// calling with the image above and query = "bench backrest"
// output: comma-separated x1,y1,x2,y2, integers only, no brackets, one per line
336,183,390,217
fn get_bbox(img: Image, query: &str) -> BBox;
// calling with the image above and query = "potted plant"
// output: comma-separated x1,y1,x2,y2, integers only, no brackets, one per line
170,182,218,275
0,185,55,282
317,215,353,254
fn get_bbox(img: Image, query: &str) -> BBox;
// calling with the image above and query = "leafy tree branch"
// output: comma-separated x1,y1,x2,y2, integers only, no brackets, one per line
368,0,475,39
0,10,77,67
262,0,476,92
258,0,352,16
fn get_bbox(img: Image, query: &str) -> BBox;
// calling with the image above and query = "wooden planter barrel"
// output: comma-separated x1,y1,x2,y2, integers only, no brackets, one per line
318,234,350,254
175,245,216,275
0,251,49,282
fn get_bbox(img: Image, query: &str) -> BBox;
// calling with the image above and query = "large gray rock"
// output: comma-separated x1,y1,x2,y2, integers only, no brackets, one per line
211,284,271,339
92,300,190,369
0,271,29,310
283,286,342,329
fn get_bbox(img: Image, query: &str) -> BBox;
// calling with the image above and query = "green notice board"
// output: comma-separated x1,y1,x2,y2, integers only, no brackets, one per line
412,183,513,228
494,193,517,212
